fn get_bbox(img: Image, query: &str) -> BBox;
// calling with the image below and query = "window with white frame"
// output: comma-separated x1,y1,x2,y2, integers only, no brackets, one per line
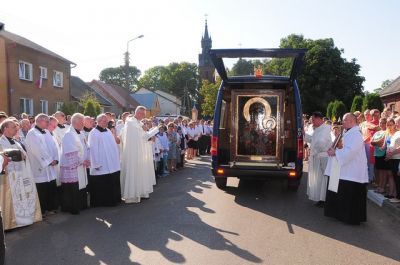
40,100,48,114
55,101,63,111
39,66,47,79
18,61,33,81
20,98,33,115
53,71,63,87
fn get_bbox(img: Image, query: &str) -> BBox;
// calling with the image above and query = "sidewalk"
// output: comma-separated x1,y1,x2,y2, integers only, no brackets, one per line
304,161,400,220
367,189,400,220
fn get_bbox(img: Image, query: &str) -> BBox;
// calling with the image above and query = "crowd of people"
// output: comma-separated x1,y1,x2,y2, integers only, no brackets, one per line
0,108,213,231
304,107,400,225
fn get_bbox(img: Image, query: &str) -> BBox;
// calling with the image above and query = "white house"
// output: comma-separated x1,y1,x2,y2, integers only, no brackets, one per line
135,88,181,115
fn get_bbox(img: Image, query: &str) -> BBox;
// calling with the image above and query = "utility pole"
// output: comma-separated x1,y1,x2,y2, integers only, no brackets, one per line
125,34,144,91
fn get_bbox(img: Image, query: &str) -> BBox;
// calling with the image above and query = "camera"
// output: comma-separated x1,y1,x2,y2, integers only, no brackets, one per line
0,149,22,162
107,121,115,129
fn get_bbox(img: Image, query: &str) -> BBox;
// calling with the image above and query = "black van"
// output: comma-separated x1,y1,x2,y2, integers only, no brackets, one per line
209,48,306,191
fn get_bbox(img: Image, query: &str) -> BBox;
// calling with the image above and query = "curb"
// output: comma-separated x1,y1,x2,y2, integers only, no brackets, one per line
367,189,400,220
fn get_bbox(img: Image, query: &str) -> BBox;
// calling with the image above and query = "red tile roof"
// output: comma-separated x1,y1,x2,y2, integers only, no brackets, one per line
88,80,139,110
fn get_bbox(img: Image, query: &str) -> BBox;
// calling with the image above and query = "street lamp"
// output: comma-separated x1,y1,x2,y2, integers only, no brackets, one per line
124,34,144,91
124,34,144,68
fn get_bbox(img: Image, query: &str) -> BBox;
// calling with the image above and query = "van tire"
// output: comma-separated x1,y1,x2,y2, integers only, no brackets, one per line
215,177,227,190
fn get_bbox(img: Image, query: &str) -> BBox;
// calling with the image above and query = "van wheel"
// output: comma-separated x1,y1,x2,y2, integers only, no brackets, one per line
287,180,300,192
215,177,227,190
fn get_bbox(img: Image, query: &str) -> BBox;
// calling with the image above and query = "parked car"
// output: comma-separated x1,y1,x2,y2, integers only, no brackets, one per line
209,48,307,191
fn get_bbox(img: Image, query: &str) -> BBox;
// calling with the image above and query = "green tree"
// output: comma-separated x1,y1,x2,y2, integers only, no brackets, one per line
361,93,383,112
199,78,221,117
326,101,334,120
270,34,365,114
80,93,101,117
229,58,254,76
138,62,199,100
137,66,166,91
331,100,347,121
60,102,79,116
99,65,141,92
374,79,393,93
350,95,364,112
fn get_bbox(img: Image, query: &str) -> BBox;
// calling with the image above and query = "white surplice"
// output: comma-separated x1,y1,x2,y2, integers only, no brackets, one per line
335,126,368,183
88,127,120,176
25,127,58,184
305,123,332,201
53,124,70,147
60,127,88,190
120,117,154,203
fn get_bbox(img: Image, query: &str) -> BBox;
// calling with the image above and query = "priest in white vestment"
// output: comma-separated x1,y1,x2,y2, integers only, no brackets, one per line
26,114,59,215
0,119,42,230
60,113,89,214
304,112,332,204
88,114,121,207
120,106,155,203
327,113,368,225
53,111,70,147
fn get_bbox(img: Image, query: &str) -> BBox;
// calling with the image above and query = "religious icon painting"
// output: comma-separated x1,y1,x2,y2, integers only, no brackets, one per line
231,89,284,163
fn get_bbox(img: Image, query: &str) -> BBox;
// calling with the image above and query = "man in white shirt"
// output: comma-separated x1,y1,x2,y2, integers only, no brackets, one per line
88,114,121,207
204,120,213,155
156,125,169,176
26,114,59,215
327,113,368,225
198,119,207,155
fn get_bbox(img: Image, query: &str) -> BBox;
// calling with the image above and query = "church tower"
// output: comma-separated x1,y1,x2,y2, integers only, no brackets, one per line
198,20,215,83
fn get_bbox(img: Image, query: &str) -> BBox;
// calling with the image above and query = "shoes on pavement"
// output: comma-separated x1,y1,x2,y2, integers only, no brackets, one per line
389,198,400,203
314,201,325,208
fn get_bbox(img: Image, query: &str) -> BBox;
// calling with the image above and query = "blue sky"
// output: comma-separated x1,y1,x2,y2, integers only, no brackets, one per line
1,0,399,91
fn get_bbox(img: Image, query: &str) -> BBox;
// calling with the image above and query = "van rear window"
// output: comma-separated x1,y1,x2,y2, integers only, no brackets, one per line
222,57,294,78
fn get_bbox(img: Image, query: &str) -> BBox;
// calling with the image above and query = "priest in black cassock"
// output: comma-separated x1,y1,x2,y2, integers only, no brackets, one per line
88,114,121,207
59,113,89,215
26,114,59,216
326,113,368,225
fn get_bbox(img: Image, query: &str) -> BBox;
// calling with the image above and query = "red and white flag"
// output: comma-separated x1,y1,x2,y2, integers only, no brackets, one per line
35,76,42,89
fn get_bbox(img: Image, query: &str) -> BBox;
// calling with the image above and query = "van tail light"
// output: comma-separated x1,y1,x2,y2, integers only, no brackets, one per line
211,136,218,156
289,171,296,177
297,137,303,160
216,168,224,175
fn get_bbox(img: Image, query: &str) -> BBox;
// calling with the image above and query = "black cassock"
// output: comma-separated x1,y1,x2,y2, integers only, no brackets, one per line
88,170,121,207
325,178,367,225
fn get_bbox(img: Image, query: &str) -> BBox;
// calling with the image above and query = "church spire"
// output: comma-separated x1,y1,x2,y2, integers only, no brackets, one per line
204,19,210,40
201,19,212,51
198,18,215,83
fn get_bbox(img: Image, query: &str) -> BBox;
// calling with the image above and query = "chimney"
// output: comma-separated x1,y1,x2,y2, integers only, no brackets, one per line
0,23,4,31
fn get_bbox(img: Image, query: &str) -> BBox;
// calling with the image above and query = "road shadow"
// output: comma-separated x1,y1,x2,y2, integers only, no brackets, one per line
5,157,262,264
224,172,400,262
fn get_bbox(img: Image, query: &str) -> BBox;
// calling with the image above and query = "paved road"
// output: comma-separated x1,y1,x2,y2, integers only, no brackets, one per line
5,158,400,265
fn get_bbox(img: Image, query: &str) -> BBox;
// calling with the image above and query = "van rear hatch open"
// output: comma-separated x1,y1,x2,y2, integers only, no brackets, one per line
209,48,307,83
210,48,306,172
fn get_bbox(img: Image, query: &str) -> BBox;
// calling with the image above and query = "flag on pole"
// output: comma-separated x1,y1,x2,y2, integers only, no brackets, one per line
35,76,42,89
